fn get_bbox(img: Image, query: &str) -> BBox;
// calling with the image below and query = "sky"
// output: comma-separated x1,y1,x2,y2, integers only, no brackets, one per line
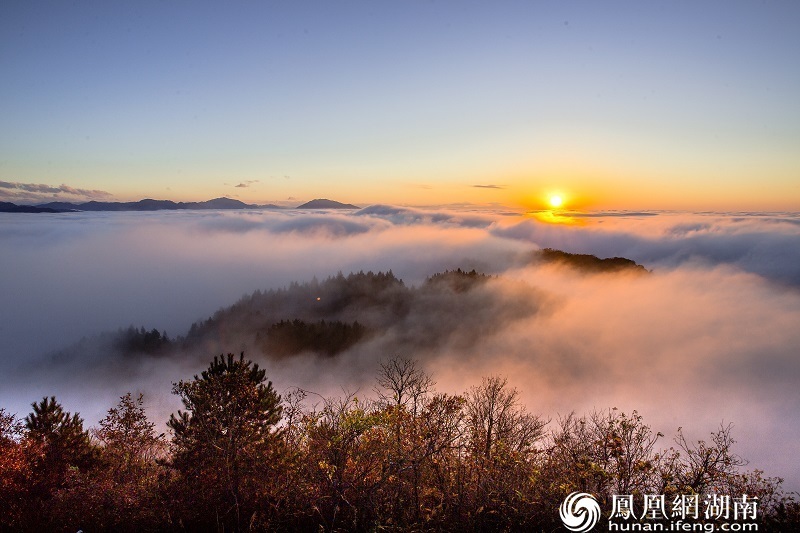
2,1,799,210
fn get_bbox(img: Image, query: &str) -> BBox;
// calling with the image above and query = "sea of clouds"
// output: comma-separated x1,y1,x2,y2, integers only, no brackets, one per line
2,206,799,489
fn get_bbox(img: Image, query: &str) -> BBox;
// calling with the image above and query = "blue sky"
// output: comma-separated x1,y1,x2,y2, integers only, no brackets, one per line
2,1,799,209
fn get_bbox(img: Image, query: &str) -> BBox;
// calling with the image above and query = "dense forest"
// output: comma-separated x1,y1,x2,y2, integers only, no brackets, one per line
1,353,798,532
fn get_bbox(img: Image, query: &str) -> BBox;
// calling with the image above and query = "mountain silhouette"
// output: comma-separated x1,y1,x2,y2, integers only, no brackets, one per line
31,197,282,212
3,197,365,213
0,202,66,213
295,198,360,209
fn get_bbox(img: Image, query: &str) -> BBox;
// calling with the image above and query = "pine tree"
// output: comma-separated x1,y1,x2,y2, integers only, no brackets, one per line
24,396,95,498
168,353,283,531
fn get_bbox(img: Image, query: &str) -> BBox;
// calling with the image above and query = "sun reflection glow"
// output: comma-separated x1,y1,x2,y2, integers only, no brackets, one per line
528,210,582,225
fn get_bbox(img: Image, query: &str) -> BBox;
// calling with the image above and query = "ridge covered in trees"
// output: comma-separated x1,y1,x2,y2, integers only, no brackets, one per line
48,251,646,366
183,270,409,358
535,248,649,273
73,267,537,363
0,354,797,531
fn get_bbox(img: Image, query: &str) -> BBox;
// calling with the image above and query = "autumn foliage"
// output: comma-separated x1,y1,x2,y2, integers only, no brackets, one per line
0,354,797,532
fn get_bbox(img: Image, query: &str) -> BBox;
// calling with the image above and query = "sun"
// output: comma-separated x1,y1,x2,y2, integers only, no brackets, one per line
549,195,564,208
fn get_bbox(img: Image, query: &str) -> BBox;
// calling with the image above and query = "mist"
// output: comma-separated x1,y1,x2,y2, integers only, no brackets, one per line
1,207,799,490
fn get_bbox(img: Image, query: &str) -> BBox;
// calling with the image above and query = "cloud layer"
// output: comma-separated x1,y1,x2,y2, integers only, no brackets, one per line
1,207,798,490
491,212,800,287
0,181,114,204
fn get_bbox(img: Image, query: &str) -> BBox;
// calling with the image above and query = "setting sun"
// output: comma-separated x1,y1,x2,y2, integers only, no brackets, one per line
549,195,564,208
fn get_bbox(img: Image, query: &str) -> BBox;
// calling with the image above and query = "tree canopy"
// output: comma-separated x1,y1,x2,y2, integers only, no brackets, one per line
0,354,796,531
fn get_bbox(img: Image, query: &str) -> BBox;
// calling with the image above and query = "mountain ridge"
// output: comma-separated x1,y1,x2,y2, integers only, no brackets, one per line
0,201,63,213
0,197,359,213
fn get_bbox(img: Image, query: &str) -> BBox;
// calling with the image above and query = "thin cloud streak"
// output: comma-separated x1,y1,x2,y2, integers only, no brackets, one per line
0,181,114,204
234,180,260,188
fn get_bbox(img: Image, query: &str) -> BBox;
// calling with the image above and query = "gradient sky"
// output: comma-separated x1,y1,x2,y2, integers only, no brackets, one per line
1,1,799,210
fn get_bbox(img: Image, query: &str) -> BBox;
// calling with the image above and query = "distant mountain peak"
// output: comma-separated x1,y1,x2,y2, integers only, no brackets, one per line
295,198,360,209
203,197,248,207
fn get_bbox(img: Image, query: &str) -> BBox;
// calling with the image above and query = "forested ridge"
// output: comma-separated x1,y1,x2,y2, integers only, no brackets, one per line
51,253,647,365
55,268,537,365
1,353,798,532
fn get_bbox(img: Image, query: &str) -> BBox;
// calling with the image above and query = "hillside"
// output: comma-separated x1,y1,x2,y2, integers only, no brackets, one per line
44,250,653,368
51,252,648,365
180,268,530,359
